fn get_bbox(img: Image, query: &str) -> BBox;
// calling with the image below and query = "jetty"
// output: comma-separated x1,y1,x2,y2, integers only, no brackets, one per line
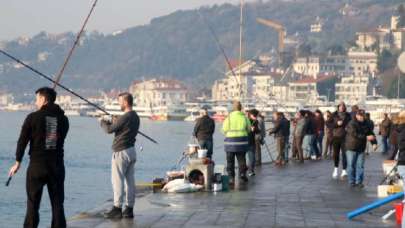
67,153,396,228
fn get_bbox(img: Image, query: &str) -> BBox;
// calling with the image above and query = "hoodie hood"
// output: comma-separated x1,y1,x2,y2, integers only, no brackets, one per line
40,103,65,116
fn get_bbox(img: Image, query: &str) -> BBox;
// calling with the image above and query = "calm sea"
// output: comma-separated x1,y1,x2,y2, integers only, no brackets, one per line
0,111,274,228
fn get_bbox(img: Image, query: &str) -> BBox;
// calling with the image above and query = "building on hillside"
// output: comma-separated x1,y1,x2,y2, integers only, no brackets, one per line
129,79,188,107
355,16,405,51
287,74,336,102
310,17,323,33
335,74,380,104
211,55,283,101
347,50,378,76
292,55,347,77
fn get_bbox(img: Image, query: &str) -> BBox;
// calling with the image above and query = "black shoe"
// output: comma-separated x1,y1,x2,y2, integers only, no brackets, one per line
239,175,248,183
356,183,364,189
122,207,134,218
350,183,356,188
104,206,122,219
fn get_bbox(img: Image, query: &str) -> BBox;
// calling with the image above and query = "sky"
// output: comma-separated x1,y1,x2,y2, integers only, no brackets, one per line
0,0,250,41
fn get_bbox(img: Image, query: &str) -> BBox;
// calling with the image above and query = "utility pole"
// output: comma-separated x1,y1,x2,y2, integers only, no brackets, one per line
238,0,244,100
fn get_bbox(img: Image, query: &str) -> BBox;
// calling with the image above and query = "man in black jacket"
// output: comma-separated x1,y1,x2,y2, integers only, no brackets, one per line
345,110,375,188
193,107,215,159
8,87,69,228
269,112,289,165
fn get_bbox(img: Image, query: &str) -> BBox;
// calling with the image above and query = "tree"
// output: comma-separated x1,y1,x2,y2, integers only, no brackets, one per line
377,50,397,72
398,4,405,28
327,44,346,55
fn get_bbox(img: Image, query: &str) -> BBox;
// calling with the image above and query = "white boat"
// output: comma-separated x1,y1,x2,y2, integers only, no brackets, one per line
150,104,188,121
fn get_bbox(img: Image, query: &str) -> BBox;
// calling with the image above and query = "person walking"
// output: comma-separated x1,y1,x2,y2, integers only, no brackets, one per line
323,111,334,159
345,110,375,188
302,111,316,160
222,101,251,184
8,87,69,228
100,92,140,219
193,106,215,159
379,113,392,155
393,111,405,228
255,110,266,166
331,102,351,179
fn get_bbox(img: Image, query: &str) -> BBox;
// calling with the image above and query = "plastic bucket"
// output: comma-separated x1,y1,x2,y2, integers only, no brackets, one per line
221,175,230,191
213,183,222,192
197,149,208,158
394,202,404,225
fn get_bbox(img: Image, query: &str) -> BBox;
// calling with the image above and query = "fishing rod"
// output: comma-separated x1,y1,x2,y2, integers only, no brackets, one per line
5,176,12,187
53,0,99,89
0,49,158,145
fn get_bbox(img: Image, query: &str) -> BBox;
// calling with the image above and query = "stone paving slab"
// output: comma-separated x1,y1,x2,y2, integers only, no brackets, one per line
67,153,399,228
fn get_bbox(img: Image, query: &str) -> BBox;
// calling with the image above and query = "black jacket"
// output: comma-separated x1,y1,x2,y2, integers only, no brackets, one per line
16,104,69,163
396,116,405,165
332,111,351,138
344,119,373,153
269,117,289,138
193,115,215,141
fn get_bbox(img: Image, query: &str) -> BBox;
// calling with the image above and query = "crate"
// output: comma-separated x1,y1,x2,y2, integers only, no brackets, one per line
378,184,403,198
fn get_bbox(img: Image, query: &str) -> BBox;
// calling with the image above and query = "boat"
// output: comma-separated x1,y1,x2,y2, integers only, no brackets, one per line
149,104,188,121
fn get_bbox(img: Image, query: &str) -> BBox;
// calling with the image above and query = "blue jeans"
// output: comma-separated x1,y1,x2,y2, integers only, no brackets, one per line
247,145,256,172
346,150,365,185
381,136,389,154
198,139,213,158
303,135,315,158
284,137,290,161
314,132,324,157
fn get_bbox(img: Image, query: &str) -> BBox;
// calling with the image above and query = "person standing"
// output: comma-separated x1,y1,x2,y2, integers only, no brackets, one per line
222,101,251,184
365,112,378,154
269,112,288,165
282,113,291,163
389,115,399,160
379,113,392,155
255,110,266,166
100,92,140,219
193,107,215,159
302,111,315,160
331,102,351,179
345,110,376,188
8,87,69,228
323,111,334,159
293,110,306,163
313,110,325,160
247,110,260,175
394,111,405,228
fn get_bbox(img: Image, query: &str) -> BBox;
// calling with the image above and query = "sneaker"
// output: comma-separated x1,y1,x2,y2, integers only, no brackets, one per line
332,168,338,179
122,207,134,218
340,170,347,179
311,155,317,160
248,172,255,177
104,206,122,219
229,177,235,186
356,183,365,189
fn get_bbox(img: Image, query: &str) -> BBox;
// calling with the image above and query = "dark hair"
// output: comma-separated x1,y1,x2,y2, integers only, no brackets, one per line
35,87,57,103
119,92,133,106
249,109,259,117
299,110,306,117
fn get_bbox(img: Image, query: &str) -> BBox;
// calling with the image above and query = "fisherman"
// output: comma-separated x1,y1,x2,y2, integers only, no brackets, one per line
345,110,375,188
246,109,260,176
222,101,250,184
379,113,392,155
193,106,215,159
99,92,140,219
331,102,351,179
8,87,69,228
269,112,289,165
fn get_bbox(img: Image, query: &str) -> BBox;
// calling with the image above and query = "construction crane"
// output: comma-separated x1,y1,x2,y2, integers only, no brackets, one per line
256,18,286,61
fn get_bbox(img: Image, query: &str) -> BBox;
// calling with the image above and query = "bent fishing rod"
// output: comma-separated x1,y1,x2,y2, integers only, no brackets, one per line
0,49,158,145
53,0,99,89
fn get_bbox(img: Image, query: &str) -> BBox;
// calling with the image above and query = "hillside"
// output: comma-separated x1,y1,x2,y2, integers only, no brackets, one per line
0,0,403,94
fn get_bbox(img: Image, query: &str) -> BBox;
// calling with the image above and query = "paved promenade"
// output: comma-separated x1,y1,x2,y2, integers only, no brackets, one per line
67,153,398,228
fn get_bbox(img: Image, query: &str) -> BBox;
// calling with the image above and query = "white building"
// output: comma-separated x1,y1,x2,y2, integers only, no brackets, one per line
335,75,378,104
293,55,347,77
347,50,378,76
129,79,188,107
0,93,14,106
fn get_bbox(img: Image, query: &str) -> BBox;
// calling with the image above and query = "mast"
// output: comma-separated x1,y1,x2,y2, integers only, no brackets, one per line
238,0,244,100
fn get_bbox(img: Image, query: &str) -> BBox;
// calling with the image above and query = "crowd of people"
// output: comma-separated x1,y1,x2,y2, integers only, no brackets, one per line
193,100,405,189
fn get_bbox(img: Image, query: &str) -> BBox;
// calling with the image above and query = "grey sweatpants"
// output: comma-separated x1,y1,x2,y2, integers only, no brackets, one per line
112,147,136,208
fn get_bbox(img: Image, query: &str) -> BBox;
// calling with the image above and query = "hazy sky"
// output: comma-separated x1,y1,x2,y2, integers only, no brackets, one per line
0,0,249,41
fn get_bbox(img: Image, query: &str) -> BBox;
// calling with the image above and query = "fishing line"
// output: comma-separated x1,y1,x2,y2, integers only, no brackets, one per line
0,49,158,144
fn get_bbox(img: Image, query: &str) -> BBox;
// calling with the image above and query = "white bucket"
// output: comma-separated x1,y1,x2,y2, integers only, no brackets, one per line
197,149,208,158
213,183,222,192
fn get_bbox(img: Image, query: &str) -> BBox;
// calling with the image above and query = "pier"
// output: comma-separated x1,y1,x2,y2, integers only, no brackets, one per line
67,153,395,228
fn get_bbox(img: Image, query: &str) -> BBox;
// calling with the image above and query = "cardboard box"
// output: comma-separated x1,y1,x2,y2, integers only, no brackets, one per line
378,185,403,198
